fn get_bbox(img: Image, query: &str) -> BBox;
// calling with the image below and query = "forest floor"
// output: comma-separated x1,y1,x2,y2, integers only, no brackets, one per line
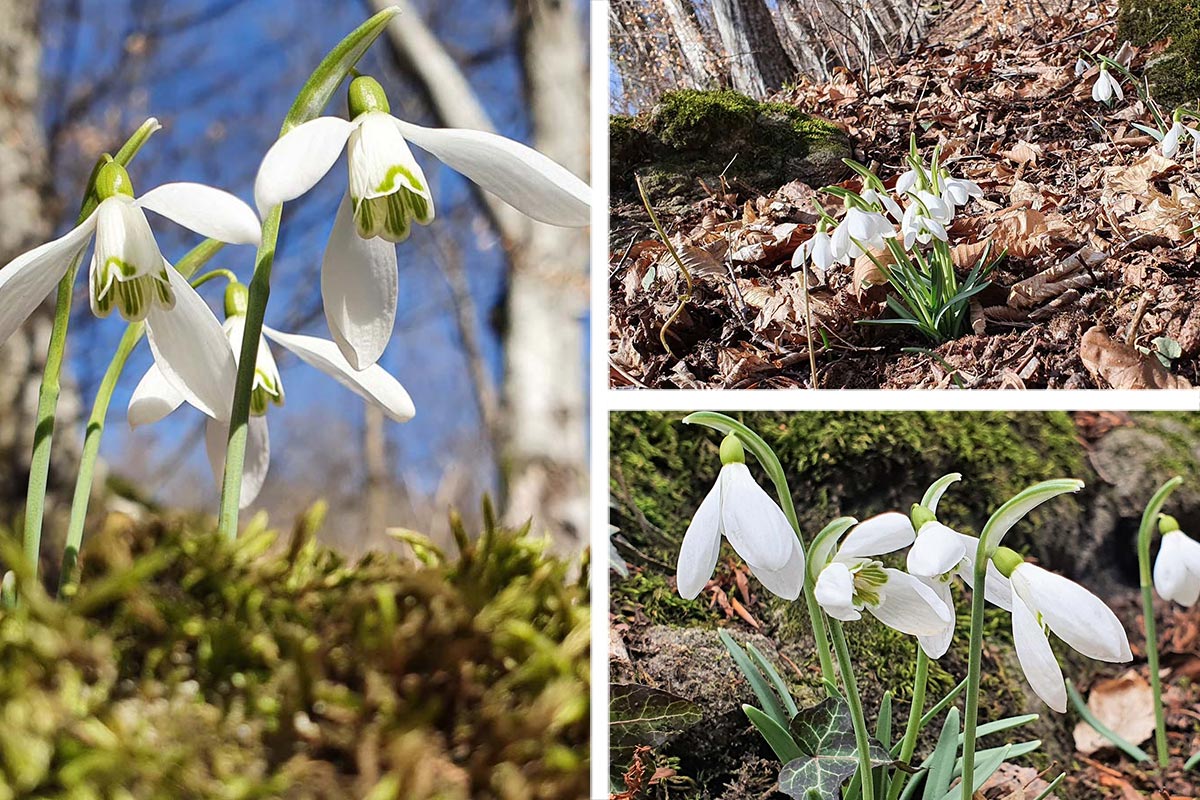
608,0,1200,389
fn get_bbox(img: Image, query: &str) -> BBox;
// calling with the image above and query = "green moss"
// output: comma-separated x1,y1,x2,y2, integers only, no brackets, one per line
611,570,716,627
1118,0,1200,108
651,90,762,150
0,503,588,799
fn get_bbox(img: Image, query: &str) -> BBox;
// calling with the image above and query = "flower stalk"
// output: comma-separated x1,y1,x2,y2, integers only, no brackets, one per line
885,645,928,800
1137,475,1183,768
830,618,875,800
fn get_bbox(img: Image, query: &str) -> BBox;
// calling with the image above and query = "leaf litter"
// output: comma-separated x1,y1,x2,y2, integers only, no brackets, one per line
608,0,1199,390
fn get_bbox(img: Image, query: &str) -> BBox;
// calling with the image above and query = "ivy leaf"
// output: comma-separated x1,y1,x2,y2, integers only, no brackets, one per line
778,696,891,800
609,683,702,773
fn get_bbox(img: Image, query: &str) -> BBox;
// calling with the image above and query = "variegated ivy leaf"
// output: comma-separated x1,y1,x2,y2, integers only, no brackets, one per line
778,696,891,800
609,683,702,773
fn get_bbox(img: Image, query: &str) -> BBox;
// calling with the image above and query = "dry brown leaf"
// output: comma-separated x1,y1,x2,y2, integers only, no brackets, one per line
1072,670,1157,755
991,208,1049,258
853,247,894,298
1003,140,1043,166
1105,152,1180,196
951,240,991,269
1080,325,1193,389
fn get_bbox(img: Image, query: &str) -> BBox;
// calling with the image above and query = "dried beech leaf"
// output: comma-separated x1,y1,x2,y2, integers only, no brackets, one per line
1003,140,1042,166
1073,670,1156,756
853,247,894,299
1080,325,1192,389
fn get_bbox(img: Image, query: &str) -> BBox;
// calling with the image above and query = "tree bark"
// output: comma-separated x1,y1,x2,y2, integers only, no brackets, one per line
661,0,722,88
709,0,794,98
0,0,80,526
364,404,389,544
370,0,589,547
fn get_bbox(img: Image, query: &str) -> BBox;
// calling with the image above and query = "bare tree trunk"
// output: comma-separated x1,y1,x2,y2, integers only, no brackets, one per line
0,0,80,527
661,0,722,88
363,405,389,543
709,0,794,97
371,0,589,547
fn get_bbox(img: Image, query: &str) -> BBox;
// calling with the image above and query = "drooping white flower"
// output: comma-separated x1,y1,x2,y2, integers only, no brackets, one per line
0,158,261,420
676,435,805,600
940,175,983,211
253,75,591,371
1153,526,1200,607
861,188,903,223
129,284,415,508
900,191,952,250
1092,68,1124,104
1161,119,1200,161
895,169,920,197
1074,57,1089,78
793,229,834,272
812,512,953,641
1004,557,1132,712
829,207,895,265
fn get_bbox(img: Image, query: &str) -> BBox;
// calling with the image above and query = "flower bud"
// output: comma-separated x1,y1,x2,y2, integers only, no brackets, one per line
718,433,745,465
95,159,135,200
348,75,391,118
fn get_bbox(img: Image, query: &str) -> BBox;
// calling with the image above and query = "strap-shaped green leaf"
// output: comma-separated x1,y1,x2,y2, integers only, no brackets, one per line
921,707,960,800
745,704,804,763
281,5,401,134
747,639,799,719
937,744,1011,800
719,628,790,728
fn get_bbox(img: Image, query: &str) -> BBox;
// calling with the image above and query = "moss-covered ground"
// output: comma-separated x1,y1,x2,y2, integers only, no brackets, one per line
0,502,588,800
1118,0,1200,109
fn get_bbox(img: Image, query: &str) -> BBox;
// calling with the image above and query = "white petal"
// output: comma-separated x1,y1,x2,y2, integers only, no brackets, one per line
676,480,723,599
869,569,953,637
916,578,955,659
261,326,415,422
1012,594,1066,712
253,116,354,216
957,546,1014,612
135,183,262,246
127,364,185,427
321,193,398,369
907,521,968,577
92,197,163,278
895,169,918,195
717,463,794,571
1092,74,1111,103
749,537,806,601
0,213,97,345
205,414,270,509
838,512,915,559
144,266,237,420
394,119,590,228
811,233,834,270
1162,122,1183,159
1111,76,1124,101
347,112,431,202
1154,532,1200,607
1011,563,1131,662
815,562,861,621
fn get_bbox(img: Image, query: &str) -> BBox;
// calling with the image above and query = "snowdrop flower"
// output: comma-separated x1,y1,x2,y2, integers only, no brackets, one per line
1153,516,1200,607
128,282,415,508
676,434,806,601
994,548,1132,712
900,191,952,250
1161,119,1200,161
812,512,953,640
906,509,1013,658
793,228,834,272
940,175,983,211
896,168,920,197
1092,67,1124,104
861,188,903,222
0,158,261,419
254,75,591,370
1074,57,1089,78
830,207,895,265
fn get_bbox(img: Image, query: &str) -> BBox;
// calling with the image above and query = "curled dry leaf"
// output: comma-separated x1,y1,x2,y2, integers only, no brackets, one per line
1003,140,1042,166
1080,325,1192,389
1072,670,1156,756
853,246,895,299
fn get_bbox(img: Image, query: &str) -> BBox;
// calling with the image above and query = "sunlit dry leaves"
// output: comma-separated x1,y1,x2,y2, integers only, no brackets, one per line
1073,670,1156,755
1080,325,1192,389
980,762,1059,799
1008,246,1104,310
1126,188,1200,242
1003,140,1042,166
853,247,894,299
991,207,1050,258
1105,152,1180,196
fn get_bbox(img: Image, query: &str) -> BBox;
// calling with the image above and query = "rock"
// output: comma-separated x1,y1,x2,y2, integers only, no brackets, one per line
610,89,852,209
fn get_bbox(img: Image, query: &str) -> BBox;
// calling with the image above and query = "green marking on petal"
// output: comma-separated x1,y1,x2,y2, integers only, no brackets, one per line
373,164,425,195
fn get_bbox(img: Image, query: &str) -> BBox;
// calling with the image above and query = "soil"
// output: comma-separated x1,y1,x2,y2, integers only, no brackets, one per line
608,0,1200,390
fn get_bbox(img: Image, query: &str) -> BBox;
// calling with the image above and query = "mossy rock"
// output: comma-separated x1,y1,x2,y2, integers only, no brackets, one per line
0,502,588,799
610,90,852,208
1118,0,1200,108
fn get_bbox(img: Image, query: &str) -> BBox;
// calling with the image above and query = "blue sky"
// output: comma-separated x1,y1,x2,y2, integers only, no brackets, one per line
36,0,581,519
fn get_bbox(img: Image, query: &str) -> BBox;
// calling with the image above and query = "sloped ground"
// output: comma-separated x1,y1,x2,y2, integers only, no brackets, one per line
609,0,1200,389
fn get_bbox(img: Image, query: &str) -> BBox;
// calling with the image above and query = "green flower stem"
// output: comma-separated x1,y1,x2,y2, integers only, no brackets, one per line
830,619,875,800
1137,476,1183,768
217,208,279,540
682,412,837,685
886,646,929,800
58,239,224,596
960,535,989,800
23,262,81,578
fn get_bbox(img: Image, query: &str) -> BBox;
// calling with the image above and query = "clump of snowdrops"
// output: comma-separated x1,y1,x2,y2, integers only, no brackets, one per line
665,412,1198,799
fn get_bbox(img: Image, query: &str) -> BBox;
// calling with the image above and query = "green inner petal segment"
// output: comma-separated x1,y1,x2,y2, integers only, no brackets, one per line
250,368,284,417
851,561,888,607
374,164,425,195
92,259,175,321
354,186,435,243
